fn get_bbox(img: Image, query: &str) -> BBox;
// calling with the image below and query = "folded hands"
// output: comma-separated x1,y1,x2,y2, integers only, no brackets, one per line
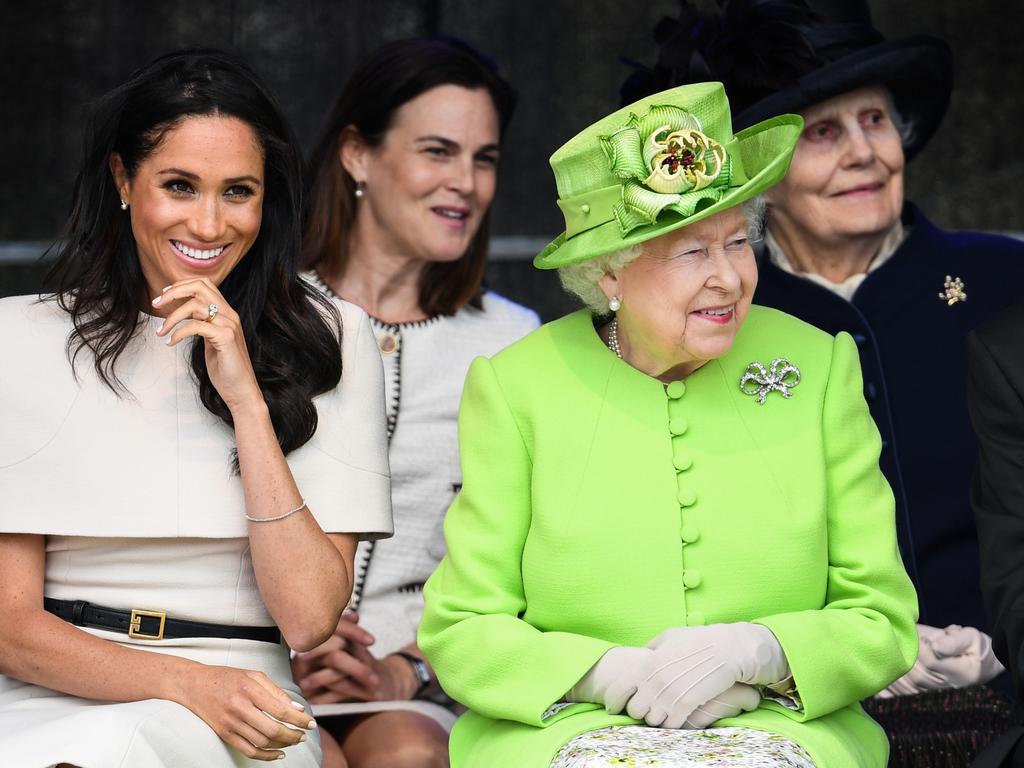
568,622,789,729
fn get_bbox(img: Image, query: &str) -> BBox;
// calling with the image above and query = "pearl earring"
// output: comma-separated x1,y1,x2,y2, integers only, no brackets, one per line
608,296,621,312
120,199,129,211
354,181,366,199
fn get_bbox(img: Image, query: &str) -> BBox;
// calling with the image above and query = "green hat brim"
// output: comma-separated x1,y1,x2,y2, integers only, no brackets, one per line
533,113,804,270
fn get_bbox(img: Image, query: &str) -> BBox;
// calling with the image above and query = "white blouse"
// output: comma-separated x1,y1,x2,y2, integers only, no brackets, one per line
0,294,393,540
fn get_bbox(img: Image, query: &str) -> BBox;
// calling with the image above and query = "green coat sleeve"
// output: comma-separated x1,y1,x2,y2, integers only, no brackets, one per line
419,356,615,726
755,332,919,719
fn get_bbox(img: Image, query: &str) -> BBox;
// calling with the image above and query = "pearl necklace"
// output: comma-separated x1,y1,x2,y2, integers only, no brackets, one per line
607,318,623,359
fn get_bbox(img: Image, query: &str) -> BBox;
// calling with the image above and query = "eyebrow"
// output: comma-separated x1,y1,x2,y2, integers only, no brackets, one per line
157,168,262,185
414,136,500,153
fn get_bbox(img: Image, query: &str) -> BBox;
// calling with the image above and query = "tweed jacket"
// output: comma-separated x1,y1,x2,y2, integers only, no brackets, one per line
755,203,1024,633
420,306,918,767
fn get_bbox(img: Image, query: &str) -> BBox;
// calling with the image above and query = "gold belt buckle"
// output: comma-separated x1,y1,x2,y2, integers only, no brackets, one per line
128,608,166,640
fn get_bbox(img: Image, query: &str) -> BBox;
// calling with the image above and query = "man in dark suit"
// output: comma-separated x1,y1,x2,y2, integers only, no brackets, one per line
969,302,1024,767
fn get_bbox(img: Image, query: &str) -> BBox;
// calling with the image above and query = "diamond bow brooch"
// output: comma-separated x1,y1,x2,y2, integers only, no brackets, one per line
740,358,801,405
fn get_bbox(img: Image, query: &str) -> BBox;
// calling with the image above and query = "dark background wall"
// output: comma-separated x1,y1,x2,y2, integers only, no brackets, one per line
1,1,1021,319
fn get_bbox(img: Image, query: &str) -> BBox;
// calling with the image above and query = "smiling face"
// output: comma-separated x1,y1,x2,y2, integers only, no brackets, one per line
111,115,265,304
342,84,500,264
600,206,757,380
766,85,905,247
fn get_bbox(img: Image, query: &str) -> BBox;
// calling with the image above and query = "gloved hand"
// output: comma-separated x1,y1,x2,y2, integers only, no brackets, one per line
877,624,1005,697
566,646,654,714
626,623,789,729
682,683,761,729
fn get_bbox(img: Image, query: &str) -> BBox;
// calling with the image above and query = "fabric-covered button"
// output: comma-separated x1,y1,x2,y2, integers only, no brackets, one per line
677,487,697,507
680,524,700,543
673,451,693,471
682,570,702,589
378,332,399,356
666,381,686,399
669,417,688,436
688,610,706,626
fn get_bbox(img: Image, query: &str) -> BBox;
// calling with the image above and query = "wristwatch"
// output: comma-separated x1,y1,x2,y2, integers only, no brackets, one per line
393,651,431,698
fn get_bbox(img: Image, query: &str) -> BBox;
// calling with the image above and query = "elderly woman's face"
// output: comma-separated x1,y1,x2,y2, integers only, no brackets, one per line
766,85,904,244
602,206,756,379
112,115,265,301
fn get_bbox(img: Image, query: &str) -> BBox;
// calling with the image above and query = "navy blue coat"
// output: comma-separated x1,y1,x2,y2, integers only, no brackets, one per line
754,203,1024,631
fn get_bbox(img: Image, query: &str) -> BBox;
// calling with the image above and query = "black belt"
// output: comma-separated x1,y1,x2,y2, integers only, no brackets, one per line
44,597,281,644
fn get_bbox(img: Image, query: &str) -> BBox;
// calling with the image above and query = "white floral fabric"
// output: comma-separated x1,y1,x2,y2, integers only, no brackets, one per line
550,726,815,767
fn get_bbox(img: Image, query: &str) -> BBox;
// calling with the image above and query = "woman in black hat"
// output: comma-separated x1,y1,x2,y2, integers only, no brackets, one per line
622,0,1024,761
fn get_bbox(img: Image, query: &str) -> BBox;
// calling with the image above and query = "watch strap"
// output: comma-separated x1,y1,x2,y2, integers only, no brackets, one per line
393,650,431,698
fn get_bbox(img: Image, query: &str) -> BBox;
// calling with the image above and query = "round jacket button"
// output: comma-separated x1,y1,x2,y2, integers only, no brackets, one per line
677,488,697,507
669,417,688,436
688,610,706,626
680,524,700,543
673,452,693,471
378,332,399,356
666,381,686,399
683,570,702,589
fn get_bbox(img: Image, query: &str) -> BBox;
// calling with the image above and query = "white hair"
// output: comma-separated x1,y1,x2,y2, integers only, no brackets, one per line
882,88,915,148
557,196,767,314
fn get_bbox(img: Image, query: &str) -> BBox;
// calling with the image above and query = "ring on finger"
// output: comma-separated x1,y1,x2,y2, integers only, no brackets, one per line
206,303,219,322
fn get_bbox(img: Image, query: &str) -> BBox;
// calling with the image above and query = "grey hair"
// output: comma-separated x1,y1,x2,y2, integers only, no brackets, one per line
883,87,915,148
558,243,642,315
557,195,767,314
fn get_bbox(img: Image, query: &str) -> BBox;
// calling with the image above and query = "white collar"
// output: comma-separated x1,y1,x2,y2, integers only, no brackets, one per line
764,221,906,302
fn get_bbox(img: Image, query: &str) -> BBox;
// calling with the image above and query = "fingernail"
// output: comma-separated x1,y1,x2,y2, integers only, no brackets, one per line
152,296,162,306
369,674,379,686
165,337,173,346
291,700,305,711
299,733,307,742
162,285,172,292
276,755,285,761
157,323,165,334
308,719,318,729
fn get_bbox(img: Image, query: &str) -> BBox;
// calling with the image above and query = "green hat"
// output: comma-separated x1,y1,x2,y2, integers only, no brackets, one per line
534,82,803,269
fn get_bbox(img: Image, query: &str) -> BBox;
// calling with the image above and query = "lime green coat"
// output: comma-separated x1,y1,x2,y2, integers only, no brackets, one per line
419,306,918,767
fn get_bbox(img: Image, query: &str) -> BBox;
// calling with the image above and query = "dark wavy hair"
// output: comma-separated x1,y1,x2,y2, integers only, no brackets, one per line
302,37,517,316
46,48,342,460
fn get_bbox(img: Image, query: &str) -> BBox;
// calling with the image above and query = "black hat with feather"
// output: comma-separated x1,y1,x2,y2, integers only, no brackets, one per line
621,0,952,160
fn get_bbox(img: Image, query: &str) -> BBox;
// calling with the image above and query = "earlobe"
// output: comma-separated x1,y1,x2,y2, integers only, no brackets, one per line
338,126,369,185
598,271,621,304
109,153,130,204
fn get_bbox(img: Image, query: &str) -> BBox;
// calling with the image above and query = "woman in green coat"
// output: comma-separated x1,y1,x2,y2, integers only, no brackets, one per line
419,82,918,767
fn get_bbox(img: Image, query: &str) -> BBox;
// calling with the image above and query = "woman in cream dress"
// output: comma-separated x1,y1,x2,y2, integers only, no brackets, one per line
0,50,392,767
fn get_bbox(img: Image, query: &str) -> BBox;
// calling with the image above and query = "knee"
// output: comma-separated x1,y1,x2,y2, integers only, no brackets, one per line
357,734,449,768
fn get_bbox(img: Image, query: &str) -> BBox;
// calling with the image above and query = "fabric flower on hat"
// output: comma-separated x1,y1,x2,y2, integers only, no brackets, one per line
600,105,733,235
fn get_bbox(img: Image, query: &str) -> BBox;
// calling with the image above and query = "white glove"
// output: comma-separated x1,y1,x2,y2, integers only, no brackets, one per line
877,624,1005,698
566,646,654,714
682,683,761,729
626,623,789,729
